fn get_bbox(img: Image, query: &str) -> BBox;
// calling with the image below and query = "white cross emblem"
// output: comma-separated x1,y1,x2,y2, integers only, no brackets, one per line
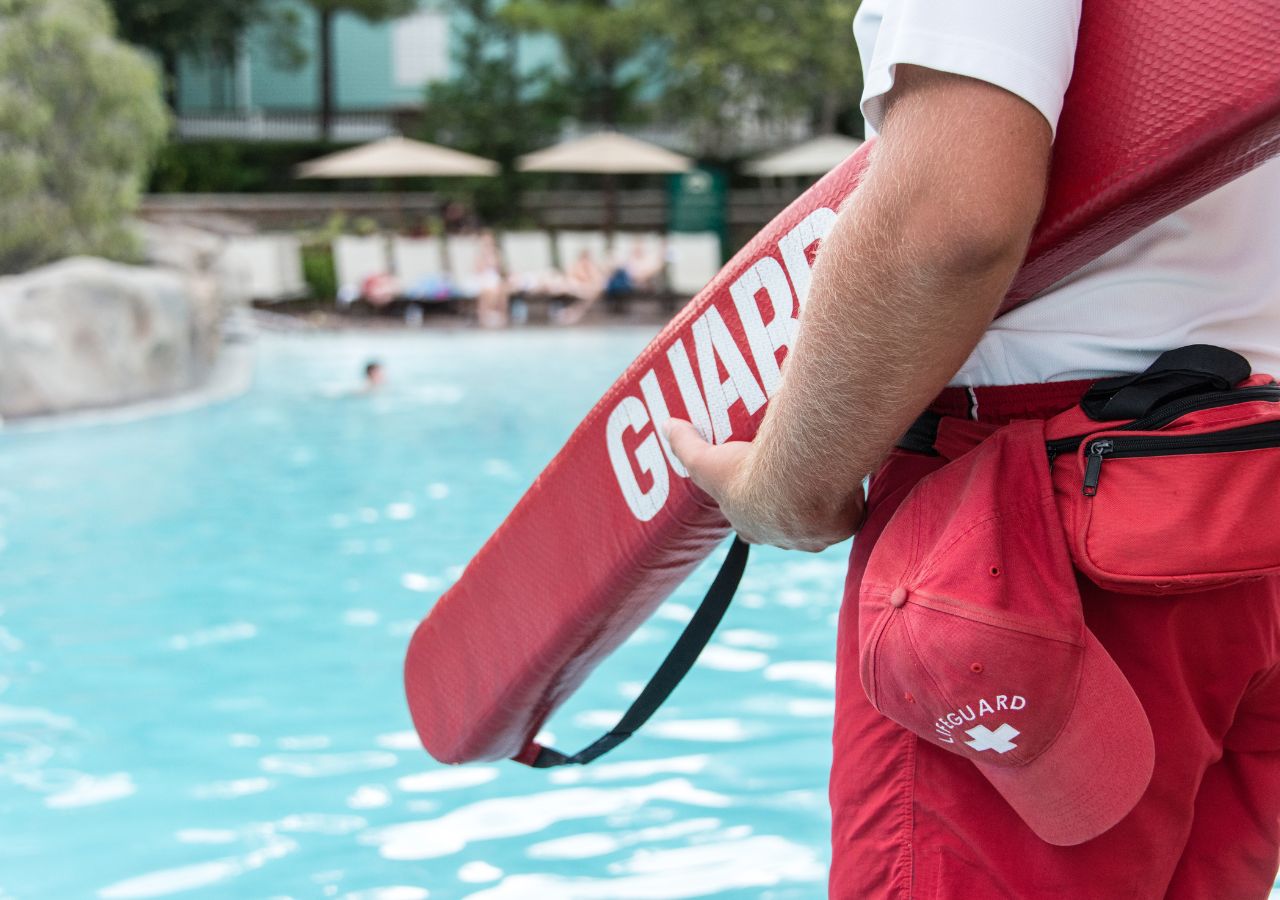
965,723,1020,754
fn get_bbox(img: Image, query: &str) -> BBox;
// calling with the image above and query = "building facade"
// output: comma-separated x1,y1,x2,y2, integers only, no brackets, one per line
173,0,553,142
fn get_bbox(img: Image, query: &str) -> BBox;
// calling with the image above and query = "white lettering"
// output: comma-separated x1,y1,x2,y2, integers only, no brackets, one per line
978,699,994,716
639,370,687,478
666,338,715,443
605,211,840,515
730,256,797,396
1010,695,1026,711
778,207,838,308
692,307,767,444
996,695,1009,711
606,394,669,522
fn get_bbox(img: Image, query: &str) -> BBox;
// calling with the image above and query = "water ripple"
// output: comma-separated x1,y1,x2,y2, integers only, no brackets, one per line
259,752,398,778
346,785,391,809
166,622,257,651
763,661,837,690
719,629,779,649
98,831,297,899
396,767,499,793
526,817,722,860
696,645,769,672
647,719,752,742
364,779,731,862
468,834,824,898
548,755,710,785
458,861,503,884
45,772,135,809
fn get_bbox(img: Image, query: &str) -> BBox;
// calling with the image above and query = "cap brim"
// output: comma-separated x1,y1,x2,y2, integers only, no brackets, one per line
975,628,1154,846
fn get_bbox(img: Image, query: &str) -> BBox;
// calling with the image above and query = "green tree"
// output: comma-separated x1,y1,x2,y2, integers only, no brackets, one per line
419,0,568,223
305,0,416,140
501,0,658,128
0,0,169,274
106,0,299,107
648,0,864,154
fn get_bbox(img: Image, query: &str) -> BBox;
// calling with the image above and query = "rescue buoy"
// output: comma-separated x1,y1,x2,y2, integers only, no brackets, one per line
405,0,1280,766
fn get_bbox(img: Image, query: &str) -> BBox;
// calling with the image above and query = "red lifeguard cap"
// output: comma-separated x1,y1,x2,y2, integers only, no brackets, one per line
859,420,1154,846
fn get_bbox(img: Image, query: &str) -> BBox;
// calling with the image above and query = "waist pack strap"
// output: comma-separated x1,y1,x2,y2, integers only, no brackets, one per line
1081,345,1251,421
897,411,943,456
517,536,750,768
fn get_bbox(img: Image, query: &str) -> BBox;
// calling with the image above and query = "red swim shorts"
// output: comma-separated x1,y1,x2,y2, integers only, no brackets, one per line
830,380,1280,898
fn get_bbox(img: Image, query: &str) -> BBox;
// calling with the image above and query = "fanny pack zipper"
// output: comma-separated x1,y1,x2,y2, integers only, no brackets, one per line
1080,420,1280,496
1045,384,1280,467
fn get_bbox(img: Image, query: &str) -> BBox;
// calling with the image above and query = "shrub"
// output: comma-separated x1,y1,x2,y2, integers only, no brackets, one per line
301,243,337,300
149,141,351,194
0,0,168,274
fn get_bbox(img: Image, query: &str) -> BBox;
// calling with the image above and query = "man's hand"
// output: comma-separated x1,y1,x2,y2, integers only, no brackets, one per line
664,418,865,552
657,66,1051,554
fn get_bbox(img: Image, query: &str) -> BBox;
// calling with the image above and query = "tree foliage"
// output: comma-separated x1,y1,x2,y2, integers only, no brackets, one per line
106,0,302,107
480,0,864,154
108,0,278,66
303,0,416,139
419,0,569,223
304,0,418,15
500,0,659,128
648,0,864,153
0,0,169,274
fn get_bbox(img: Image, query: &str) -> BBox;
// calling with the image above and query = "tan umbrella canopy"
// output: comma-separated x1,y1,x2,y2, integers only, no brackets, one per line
517,132,694,175
744,134,865,178
297,136,500,179
518,132,694,238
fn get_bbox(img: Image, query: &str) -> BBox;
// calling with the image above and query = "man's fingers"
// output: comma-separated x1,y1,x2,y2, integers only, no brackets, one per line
664,418,730,500
663,418,708,473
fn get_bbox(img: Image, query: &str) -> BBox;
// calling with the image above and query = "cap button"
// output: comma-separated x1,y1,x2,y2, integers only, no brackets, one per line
889,587,908,609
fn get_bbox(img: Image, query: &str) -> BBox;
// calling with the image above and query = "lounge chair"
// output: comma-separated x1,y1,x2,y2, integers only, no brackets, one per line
392,236,456,307
666,232,722,298
501,231,564,323
224,235,307,303
333,235,392,306
554,231,610,271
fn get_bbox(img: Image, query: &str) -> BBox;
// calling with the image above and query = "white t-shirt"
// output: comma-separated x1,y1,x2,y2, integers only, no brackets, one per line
854,0,1280,386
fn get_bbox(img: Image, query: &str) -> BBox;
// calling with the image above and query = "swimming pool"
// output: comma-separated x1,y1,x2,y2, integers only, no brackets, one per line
0,329,845,899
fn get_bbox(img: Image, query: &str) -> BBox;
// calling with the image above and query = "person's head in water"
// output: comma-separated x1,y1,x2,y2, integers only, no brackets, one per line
364,361,385,389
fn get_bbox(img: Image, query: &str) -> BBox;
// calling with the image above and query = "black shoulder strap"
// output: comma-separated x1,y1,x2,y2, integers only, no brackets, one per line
1081,344,1251,421
525,536,750,768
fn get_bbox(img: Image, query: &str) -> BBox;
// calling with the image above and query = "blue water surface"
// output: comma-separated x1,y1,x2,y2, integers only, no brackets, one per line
0,330,846,899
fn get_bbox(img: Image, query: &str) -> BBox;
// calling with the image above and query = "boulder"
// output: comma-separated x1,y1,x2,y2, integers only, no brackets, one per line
0,257,223,418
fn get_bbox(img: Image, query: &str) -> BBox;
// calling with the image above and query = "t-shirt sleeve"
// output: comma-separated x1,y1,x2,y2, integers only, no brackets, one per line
854,0,1082,138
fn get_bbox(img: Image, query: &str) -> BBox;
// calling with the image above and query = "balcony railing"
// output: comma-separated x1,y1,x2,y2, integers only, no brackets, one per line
175,111,400,143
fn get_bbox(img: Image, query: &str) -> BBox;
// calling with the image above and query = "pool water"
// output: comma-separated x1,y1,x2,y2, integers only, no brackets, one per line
0,330,847,899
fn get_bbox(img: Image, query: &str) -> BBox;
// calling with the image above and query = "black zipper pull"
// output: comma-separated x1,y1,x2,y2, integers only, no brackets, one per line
1082,440,1113,496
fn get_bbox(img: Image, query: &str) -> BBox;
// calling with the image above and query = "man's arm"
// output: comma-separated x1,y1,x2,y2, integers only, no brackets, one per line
666,65,1053,550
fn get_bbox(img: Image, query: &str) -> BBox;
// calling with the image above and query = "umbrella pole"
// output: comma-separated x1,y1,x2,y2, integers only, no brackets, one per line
603,171,618,249
391,181,405,233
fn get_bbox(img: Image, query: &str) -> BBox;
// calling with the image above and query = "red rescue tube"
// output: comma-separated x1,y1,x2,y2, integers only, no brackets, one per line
406,0,1280,766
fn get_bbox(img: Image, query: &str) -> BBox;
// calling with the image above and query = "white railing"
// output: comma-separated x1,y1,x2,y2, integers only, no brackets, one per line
175,111,399,143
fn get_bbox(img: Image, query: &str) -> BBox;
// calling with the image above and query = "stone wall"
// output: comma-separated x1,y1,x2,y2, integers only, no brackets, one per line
0,256,227,419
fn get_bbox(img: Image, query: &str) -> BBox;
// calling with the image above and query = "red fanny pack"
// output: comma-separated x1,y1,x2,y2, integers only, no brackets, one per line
1043,346,1280,594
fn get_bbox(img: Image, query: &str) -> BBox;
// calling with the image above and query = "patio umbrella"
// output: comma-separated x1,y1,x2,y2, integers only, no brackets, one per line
517,132,694,239
296,136,500,179
518,132,693,175
744,134,865,179
297,136,499,235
